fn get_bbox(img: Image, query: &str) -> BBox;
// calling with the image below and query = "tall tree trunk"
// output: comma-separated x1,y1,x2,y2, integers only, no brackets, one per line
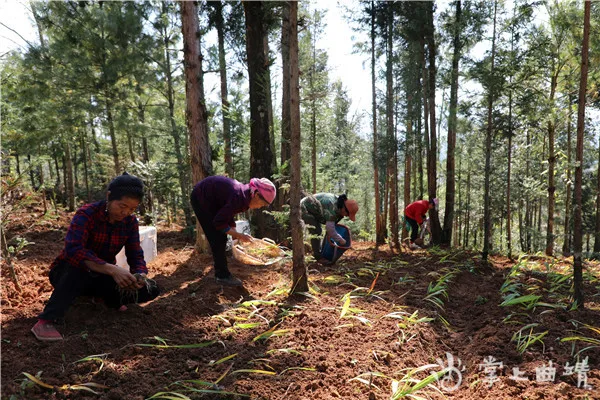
264,36,277,175
214,2,233,178
62,155,67,207
456,153,462,247
27,155,35,188
244,1,276,239
563,106,573,254
545,69,559,256
594,139,600,253
507,135,513,259
443,0,461,246
525,129,532,252
15,153,21,175
482,1,497,261
105,93,120,175
372,2,384,245
81,128,91,203
135,83,150,163
281,2,291,175
417,95,424,199
64,139,75,212
573,0,590,308
170,3,193,227
386,5,399,250
403,99,413,243
181,0,213,251
421,39,430,183
127,129,136,163
506,5,515,260
288,1,307,294
310,23,317,194
465,159,471,248
426,2,441,244
52,152,59,188
279,1,291,214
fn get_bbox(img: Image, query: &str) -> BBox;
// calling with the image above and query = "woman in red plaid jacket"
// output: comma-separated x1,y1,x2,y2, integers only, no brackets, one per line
31,173,161,341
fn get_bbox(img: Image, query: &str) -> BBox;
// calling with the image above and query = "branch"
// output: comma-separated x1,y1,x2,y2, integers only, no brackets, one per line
0,21,34,49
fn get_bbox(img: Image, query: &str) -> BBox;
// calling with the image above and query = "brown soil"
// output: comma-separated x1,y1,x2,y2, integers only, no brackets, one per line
2,203,600,400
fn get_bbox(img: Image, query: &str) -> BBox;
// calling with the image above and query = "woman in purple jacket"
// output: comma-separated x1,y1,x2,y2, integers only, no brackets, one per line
190,176,276,286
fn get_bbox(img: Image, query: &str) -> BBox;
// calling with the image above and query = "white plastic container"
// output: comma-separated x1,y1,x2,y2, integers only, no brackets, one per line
226,220,251,252
115,226,157,269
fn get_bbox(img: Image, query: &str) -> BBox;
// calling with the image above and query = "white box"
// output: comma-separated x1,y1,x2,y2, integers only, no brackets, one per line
115,226,157,269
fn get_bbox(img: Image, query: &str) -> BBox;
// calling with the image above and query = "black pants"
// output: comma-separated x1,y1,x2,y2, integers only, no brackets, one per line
406,216,419,242
190,194,231,279
38,262,160,321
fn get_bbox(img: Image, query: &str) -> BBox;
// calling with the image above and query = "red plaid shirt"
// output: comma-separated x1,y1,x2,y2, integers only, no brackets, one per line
50,201,147,274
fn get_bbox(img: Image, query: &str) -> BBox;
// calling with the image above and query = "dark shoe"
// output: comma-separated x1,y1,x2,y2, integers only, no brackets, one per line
215,275,243,287
409,243,422,250
31,320,63,341
317,257,332,265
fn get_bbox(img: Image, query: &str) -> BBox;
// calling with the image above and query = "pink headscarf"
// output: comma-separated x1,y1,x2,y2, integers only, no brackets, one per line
249,178,276,204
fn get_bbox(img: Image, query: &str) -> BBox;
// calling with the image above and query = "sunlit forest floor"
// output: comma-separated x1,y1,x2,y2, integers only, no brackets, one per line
2,202,600,400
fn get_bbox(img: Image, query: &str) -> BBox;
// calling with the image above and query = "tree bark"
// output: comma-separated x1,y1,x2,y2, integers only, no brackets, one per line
105,92,120,175
573,0,590,307
563,106,573,254
310,21,317,194
482,1,497,261
168,3,193,227
244,1,276,239
288,1,307,294
594,139,600,253
386,5,399,250
545,69,559,256
372,2,384,245
403,98,412,243
64,139,75,212
181,0,213,251
443,0,461,246
214,2,233,178
81,127,91,203
281,2,291,175
426,2,441,244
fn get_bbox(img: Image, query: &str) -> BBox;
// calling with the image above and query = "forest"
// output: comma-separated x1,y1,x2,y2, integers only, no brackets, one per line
1,1,600,399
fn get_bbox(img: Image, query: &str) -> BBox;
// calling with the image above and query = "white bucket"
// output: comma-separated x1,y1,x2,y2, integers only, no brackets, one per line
115,226,157,269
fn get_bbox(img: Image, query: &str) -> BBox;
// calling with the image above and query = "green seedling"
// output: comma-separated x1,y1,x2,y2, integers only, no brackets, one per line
73,353,109,373
382,310,433,329
560,324,600,357
390,365,447,400
279,367,316,375
252,325,291,342
134,336,215,349
208,353,238,366
500,294,542,310
231,369,277,375
511,323,548,354
21,372,109,395
322,275,348,284
423,269,458,311
349,371,388,391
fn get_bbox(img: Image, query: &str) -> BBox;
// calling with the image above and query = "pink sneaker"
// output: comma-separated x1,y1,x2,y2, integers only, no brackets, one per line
118,305,128,312
31,320,63,341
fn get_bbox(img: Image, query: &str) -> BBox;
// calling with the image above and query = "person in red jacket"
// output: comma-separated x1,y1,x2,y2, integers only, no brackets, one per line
404,198,438,249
